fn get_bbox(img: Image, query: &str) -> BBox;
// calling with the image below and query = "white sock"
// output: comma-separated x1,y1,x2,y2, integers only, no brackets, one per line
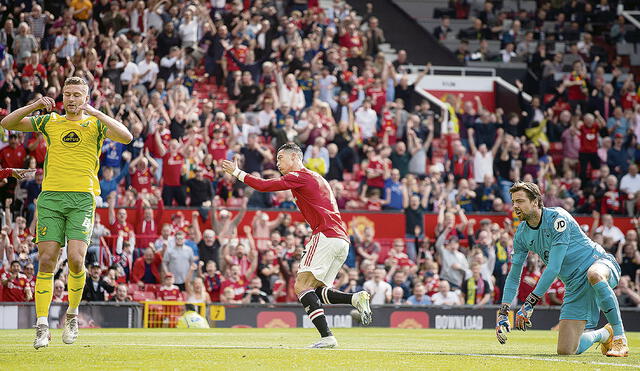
595,327,610,343
36,316,48,326
67,307,79,315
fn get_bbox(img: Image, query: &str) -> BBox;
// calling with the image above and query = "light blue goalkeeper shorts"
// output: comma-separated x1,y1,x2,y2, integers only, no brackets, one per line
559,253,621,329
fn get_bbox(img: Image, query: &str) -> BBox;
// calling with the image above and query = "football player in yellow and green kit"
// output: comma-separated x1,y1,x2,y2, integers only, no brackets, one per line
0,77,132,349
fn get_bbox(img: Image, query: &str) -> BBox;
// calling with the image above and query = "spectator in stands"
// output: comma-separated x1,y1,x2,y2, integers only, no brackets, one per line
110,283,132,303
620,164,640,216
616,242,640,281
388,269,411,300
436,234,470,290
406,283,432,305
460,263,491,305
242,277,270,304
52,279,68,303
363,268,392,304
433,16,452,41
131,247,163,286
82,262,114,302
354,226,380,265
157,273,182,301
221,264,248,302
431,280,462,305
614,276,640,307
1,260,31,301
185,262,211,304
391,286,406,304
162,231,196,291
202,260,224,303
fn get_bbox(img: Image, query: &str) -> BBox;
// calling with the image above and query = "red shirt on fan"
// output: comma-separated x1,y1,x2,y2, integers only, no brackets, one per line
517,266,540,303
209,138,228,162
366,86,386,113
221,276,247,301
27,135,47,164
0,144,26,169
579,124,599,153
366,159,386,189
10,229,31,245
545,278,565,305
1,271,29,301
162,152,185,187
157,285,182,301
109,219,135,236
130,167,154,193
243,167,349,241
146,129,171,158
225,45,248,72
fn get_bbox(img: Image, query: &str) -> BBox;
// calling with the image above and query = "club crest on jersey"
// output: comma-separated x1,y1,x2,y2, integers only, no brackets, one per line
61,129,82,147
554,218,567,232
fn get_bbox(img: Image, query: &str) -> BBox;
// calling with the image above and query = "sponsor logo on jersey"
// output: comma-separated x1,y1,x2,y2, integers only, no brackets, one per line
554,218,567,232
61,130,82,147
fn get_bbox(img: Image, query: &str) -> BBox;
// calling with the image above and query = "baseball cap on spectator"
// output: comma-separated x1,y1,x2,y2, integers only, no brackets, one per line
614,133,624,139
219,209,230,218
480,219,491,226
90,262,100,268
165,272,174,278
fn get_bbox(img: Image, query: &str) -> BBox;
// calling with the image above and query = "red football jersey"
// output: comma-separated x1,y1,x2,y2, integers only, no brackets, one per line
579,125,598,154
221,276,247,301
157,285,182,301
131,168,154,193
545,278,565,305
162,153,185,187
1,271,28,301
517,267,540,303
244,167,349,241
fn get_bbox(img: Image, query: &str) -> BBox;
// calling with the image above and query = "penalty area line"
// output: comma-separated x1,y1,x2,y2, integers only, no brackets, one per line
46,343,637,368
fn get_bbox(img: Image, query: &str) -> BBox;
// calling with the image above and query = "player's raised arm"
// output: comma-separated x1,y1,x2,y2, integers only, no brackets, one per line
0,96,55,132
79,102,133,144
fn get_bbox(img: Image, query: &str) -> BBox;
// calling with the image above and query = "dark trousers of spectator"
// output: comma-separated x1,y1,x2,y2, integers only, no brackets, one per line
579,152,600,182
162,185,186,206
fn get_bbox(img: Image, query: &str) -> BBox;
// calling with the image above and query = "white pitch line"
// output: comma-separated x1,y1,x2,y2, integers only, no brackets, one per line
34,343,639,368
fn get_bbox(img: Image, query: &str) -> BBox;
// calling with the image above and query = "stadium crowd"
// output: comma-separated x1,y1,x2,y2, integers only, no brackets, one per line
0,0,640,309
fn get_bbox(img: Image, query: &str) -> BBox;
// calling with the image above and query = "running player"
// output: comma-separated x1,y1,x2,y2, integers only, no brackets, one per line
496,181,628,357
0,77,132,349
222,143,371,348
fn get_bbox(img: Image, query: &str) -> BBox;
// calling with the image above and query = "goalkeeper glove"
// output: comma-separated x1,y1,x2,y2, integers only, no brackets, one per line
515,293,540,331
496,303,510,344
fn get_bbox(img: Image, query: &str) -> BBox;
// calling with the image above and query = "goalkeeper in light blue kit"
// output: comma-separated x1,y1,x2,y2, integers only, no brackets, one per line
496,181,629,357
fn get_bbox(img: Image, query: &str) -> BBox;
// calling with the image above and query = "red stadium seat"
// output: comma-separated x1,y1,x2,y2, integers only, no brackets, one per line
133,291,156,302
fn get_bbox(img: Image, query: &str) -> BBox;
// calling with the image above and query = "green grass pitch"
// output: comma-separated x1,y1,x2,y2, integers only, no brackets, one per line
0,328,638,370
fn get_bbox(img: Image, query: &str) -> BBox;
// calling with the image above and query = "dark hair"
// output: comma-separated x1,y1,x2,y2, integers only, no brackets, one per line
277,143,303,159
509,181,544,208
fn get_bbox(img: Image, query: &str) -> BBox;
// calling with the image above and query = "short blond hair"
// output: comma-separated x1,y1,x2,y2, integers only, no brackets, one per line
509,181,544,208
64,76,88,87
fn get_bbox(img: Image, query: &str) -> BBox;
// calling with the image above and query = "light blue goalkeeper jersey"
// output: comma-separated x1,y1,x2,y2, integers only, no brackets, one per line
501,207,606,303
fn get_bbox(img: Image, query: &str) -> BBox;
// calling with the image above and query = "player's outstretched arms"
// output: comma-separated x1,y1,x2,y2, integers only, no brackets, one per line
222,160,293,192
80,102,133,144
0,96,55,132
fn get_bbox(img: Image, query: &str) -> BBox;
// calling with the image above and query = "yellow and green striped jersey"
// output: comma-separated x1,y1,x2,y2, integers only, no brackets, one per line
30,112,108,196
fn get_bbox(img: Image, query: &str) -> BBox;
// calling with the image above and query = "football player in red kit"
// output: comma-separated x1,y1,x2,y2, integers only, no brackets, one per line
222,143,371,348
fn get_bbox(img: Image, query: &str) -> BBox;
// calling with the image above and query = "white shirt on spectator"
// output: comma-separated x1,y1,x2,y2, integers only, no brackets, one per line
117,61,139,84
257,109,276,130
596,225,625,244
355,107,378,140
431,291,461,305
364,279,392,304
232,124,260,146
473,151,494,183
137,59,159,85
318,75,337,103
54,34,79,58
620,173,640,195
179,18,199,44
